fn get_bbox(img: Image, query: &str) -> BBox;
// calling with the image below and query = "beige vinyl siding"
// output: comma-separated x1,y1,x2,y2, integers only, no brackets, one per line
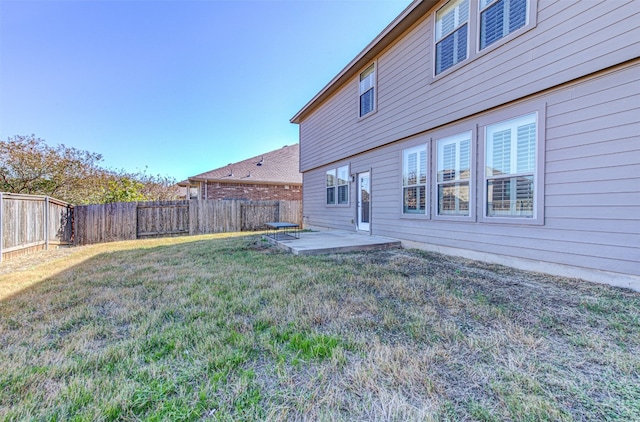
299,15,431,171
543,64,640,248
302,62,639,277
302,172,354,231
299,0,639,173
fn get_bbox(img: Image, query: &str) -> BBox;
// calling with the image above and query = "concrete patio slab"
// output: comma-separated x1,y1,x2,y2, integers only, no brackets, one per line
265,230,402,255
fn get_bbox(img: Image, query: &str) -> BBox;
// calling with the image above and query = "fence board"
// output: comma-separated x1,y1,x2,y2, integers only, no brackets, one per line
74,202,137,245
73,199,302,245
48,199,74,245
2,195,302,257
137,200,189,238
190,199,241,235
278,200,302,226
1,193,73,262
241,202,278,231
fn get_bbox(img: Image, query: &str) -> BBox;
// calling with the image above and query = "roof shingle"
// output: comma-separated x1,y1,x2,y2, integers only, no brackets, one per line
182,144,301,185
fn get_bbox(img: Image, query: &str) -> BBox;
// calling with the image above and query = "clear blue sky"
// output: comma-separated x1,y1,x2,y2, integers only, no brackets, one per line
0,0,412,182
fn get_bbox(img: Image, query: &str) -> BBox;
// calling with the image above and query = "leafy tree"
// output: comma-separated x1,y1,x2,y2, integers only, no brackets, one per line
1,135,179,204
0,135,103,203
131,167,181,201
101,177,147,203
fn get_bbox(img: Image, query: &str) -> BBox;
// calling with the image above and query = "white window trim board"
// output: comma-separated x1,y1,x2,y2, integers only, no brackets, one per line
477,100,546,225
432,128,477,222
358,61,378,119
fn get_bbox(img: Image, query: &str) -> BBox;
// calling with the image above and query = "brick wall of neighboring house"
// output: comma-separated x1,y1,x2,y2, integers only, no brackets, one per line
203,182,302,201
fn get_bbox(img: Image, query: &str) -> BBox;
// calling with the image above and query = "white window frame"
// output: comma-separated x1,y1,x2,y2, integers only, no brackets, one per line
479,104,545,225
326,165,350,206
434,129,475,221
188,185,200,200
435,0,470,76
326,169,336,205
336,165,350,205
430,0,536,80
402,144,429,216
359,62,377,118
479,0,529,51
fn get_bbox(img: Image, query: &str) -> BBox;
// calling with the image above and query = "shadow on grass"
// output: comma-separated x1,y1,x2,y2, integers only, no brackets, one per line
0,234,639,421
0,232,264,303
0,232,290,420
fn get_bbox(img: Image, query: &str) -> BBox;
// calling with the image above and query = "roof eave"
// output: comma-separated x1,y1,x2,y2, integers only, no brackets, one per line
290,0,436,124
188,177,302,186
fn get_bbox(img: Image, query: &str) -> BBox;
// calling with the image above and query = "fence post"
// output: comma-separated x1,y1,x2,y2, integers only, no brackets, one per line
74,203,79,246
44,196,50,250
0,192,3,264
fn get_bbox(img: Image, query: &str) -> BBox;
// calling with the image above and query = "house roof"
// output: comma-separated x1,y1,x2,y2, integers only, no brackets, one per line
290,0,438,124
179,144,302,186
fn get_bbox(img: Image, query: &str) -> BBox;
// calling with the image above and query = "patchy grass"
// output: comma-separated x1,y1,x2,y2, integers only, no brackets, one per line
0,233,638,421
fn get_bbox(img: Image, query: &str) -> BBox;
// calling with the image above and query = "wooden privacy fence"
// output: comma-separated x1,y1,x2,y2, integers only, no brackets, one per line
74,199,302,245
0,193,74,262
137,201,189,238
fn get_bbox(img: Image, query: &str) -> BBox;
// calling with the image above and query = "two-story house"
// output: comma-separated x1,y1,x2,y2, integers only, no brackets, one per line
291,0,639,289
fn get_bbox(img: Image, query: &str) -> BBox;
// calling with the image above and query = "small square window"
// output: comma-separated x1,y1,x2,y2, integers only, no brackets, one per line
326,166,349,205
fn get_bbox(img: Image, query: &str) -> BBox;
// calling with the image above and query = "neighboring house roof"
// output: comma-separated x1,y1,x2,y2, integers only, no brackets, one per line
290,0,437,124
179,144,301,186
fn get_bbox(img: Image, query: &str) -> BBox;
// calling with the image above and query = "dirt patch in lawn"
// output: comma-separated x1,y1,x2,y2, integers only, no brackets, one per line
315,248,639,420
1,236,638,421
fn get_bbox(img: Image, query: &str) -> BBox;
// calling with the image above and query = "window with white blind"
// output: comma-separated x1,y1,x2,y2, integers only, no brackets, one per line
431,0,535,78
359,63,376,117
485,113,536,217
326,169,336,205
337,166,349,204
435,0,469,75
480,0,528,50
437,131,472,216
403,145,428,214
326,165,349,205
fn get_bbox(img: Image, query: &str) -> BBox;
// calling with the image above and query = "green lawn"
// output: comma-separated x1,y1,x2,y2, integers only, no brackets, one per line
1,233,638,421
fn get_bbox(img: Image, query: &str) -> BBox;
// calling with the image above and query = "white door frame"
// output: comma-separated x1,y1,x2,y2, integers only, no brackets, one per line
357,171,370,232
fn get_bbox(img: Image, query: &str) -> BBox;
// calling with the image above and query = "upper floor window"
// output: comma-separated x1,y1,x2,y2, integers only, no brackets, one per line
485,113,536,217
326,165,349,205
480,0,528,50
432,0,535,78
403,145,428,214
437,131,471,215
359,63,376,117
435,0,469,75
